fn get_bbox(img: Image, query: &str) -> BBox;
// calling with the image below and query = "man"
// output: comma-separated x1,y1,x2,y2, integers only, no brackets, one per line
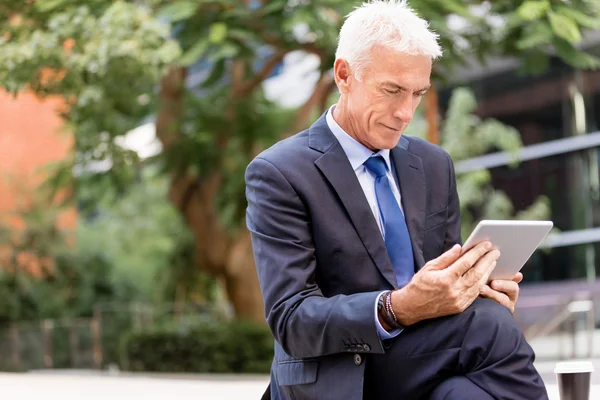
245,1,548,399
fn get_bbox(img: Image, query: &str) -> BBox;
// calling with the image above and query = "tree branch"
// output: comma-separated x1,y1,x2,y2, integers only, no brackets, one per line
236,50,287,96
155,67,186,148
231,60,245,100
286,72,336,137
255,26,328,59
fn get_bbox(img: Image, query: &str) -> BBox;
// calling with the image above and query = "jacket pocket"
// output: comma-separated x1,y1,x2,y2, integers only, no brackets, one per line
276,360,319,386
424,207,448,231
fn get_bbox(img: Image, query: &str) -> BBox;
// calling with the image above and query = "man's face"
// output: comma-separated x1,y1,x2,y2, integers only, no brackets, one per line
342,47,432,150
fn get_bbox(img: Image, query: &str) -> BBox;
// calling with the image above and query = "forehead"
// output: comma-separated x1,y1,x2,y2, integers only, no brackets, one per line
363,47,432,86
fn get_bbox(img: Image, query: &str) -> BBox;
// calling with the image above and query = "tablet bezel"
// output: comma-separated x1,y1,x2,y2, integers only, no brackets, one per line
461,220,553,281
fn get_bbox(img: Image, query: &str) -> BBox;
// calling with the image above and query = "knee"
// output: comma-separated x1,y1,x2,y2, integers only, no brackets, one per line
465,298,522,339
467,298,513,323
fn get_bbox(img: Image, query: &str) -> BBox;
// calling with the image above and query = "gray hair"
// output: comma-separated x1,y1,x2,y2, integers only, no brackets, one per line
335,0,442,80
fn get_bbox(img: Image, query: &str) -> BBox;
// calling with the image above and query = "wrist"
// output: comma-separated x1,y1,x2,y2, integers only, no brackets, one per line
379,291,403,330
391,287,416,326
377,291,392,331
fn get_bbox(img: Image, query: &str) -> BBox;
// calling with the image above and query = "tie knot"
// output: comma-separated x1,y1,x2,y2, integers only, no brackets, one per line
364,155,388,178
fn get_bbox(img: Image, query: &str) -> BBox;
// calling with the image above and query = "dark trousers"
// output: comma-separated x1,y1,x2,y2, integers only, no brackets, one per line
363,298,549,400
429,377,494,399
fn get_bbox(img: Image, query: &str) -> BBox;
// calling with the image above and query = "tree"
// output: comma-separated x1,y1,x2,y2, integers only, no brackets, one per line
0,165,206,321
1,0,599,322
0,199,138,322
76,167,210,307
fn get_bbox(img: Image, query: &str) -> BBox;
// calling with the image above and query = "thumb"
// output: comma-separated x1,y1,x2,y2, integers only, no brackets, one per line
426,244,462,271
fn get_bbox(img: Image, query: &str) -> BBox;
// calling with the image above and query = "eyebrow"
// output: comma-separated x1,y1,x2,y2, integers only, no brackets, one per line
381,82,431,93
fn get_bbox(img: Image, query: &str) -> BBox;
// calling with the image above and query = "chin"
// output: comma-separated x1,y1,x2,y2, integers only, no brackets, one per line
376,131,403,149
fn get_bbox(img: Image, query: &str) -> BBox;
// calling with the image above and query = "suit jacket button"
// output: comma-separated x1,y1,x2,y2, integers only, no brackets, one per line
363,344,371,352
353,354,363,366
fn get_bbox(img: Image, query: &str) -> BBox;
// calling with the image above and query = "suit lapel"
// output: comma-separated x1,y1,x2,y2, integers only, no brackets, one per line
391,137,427,269
310,116,398,289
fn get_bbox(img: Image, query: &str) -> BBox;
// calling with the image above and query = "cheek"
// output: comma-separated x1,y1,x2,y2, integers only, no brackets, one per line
349,88,370,113
361,111,373,133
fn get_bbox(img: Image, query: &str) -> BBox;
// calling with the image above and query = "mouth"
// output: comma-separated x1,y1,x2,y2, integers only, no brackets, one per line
382,123,402,132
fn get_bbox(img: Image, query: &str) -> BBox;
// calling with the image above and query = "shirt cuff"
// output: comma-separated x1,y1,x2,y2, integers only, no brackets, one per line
375,291,403,339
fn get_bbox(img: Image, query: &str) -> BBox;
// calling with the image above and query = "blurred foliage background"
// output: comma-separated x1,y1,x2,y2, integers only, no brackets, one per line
0,0,599,372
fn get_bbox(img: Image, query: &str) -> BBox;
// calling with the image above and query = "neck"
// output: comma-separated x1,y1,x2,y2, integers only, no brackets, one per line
332,97,377,152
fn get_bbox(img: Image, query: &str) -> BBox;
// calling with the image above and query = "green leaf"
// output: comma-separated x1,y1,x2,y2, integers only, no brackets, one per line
201,59,227,88
259,1,286,16
228,28,256,42
438,1,476,20
548,11,582,43
158,1,199,23
552,37,600,69
519,50,550,75
517,0,550,21
516,23,553,49
207,42,240,62
556,6,600,29
209,23,228,44
179,39,210,67
35,0,68,12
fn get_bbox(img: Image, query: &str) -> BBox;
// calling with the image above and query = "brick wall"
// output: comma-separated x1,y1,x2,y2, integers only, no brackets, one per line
0,90,76,230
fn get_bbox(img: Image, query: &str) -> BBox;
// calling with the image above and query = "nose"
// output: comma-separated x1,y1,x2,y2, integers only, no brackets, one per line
392,95,415,124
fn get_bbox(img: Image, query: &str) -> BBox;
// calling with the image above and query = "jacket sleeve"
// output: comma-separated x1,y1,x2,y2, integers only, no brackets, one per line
443,152,462,250
245,156,385,359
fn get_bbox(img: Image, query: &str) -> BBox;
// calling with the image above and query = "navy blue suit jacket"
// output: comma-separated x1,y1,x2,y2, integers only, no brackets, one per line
245,113,462,400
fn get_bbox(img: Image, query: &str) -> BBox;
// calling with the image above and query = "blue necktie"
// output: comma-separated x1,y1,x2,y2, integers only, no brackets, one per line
364,155,415,288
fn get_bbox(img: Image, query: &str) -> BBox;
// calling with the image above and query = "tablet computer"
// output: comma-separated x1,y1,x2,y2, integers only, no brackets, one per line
461,220,553,281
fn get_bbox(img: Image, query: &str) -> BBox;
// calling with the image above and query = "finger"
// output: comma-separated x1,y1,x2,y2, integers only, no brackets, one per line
465,281,485,304
462,249,501,286
425,244,462,270
490,280,520,302
513,272,523,284
447,242,493,277
480,285,514,312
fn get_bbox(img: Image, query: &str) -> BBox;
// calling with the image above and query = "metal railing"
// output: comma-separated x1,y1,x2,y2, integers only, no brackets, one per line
519,291,596,360
0,302,218,372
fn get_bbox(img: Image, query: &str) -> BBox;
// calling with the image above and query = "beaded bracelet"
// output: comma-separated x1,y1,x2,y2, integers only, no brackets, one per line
377,291,394,327
382,291,403,329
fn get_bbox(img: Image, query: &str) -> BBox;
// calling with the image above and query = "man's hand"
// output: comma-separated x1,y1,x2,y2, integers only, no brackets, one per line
479,272,522,313
391,242,500,326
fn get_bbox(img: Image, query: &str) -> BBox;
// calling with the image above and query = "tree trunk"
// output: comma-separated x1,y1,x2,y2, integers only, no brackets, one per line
425,82,439,145
156,67,264,323
155,65,337,324
168,172,265,323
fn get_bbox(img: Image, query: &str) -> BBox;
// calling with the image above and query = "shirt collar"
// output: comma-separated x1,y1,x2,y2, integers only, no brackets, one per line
325,105,392,172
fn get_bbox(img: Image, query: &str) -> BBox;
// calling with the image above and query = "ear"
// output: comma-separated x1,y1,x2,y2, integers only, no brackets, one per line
334,58,352,94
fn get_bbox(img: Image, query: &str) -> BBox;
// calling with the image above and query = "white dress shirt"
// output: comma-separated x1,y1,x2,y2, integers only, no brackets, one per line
326,105,403,339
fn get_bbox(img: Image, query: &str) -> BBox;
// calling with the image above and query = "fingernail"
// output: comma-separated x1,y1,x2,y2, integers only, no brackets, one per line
485,242,492,250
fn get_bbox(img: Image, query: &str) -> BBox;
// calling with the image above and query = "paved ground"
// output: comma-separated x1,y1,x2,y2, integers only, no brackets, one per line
1,372,270,399
8,330,600,400
0,368,597,399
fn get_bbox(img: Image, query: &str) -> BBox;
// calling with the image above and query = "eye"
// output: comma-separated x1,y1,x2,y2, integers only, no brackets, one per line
414,92,426,98
385,89,400,95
